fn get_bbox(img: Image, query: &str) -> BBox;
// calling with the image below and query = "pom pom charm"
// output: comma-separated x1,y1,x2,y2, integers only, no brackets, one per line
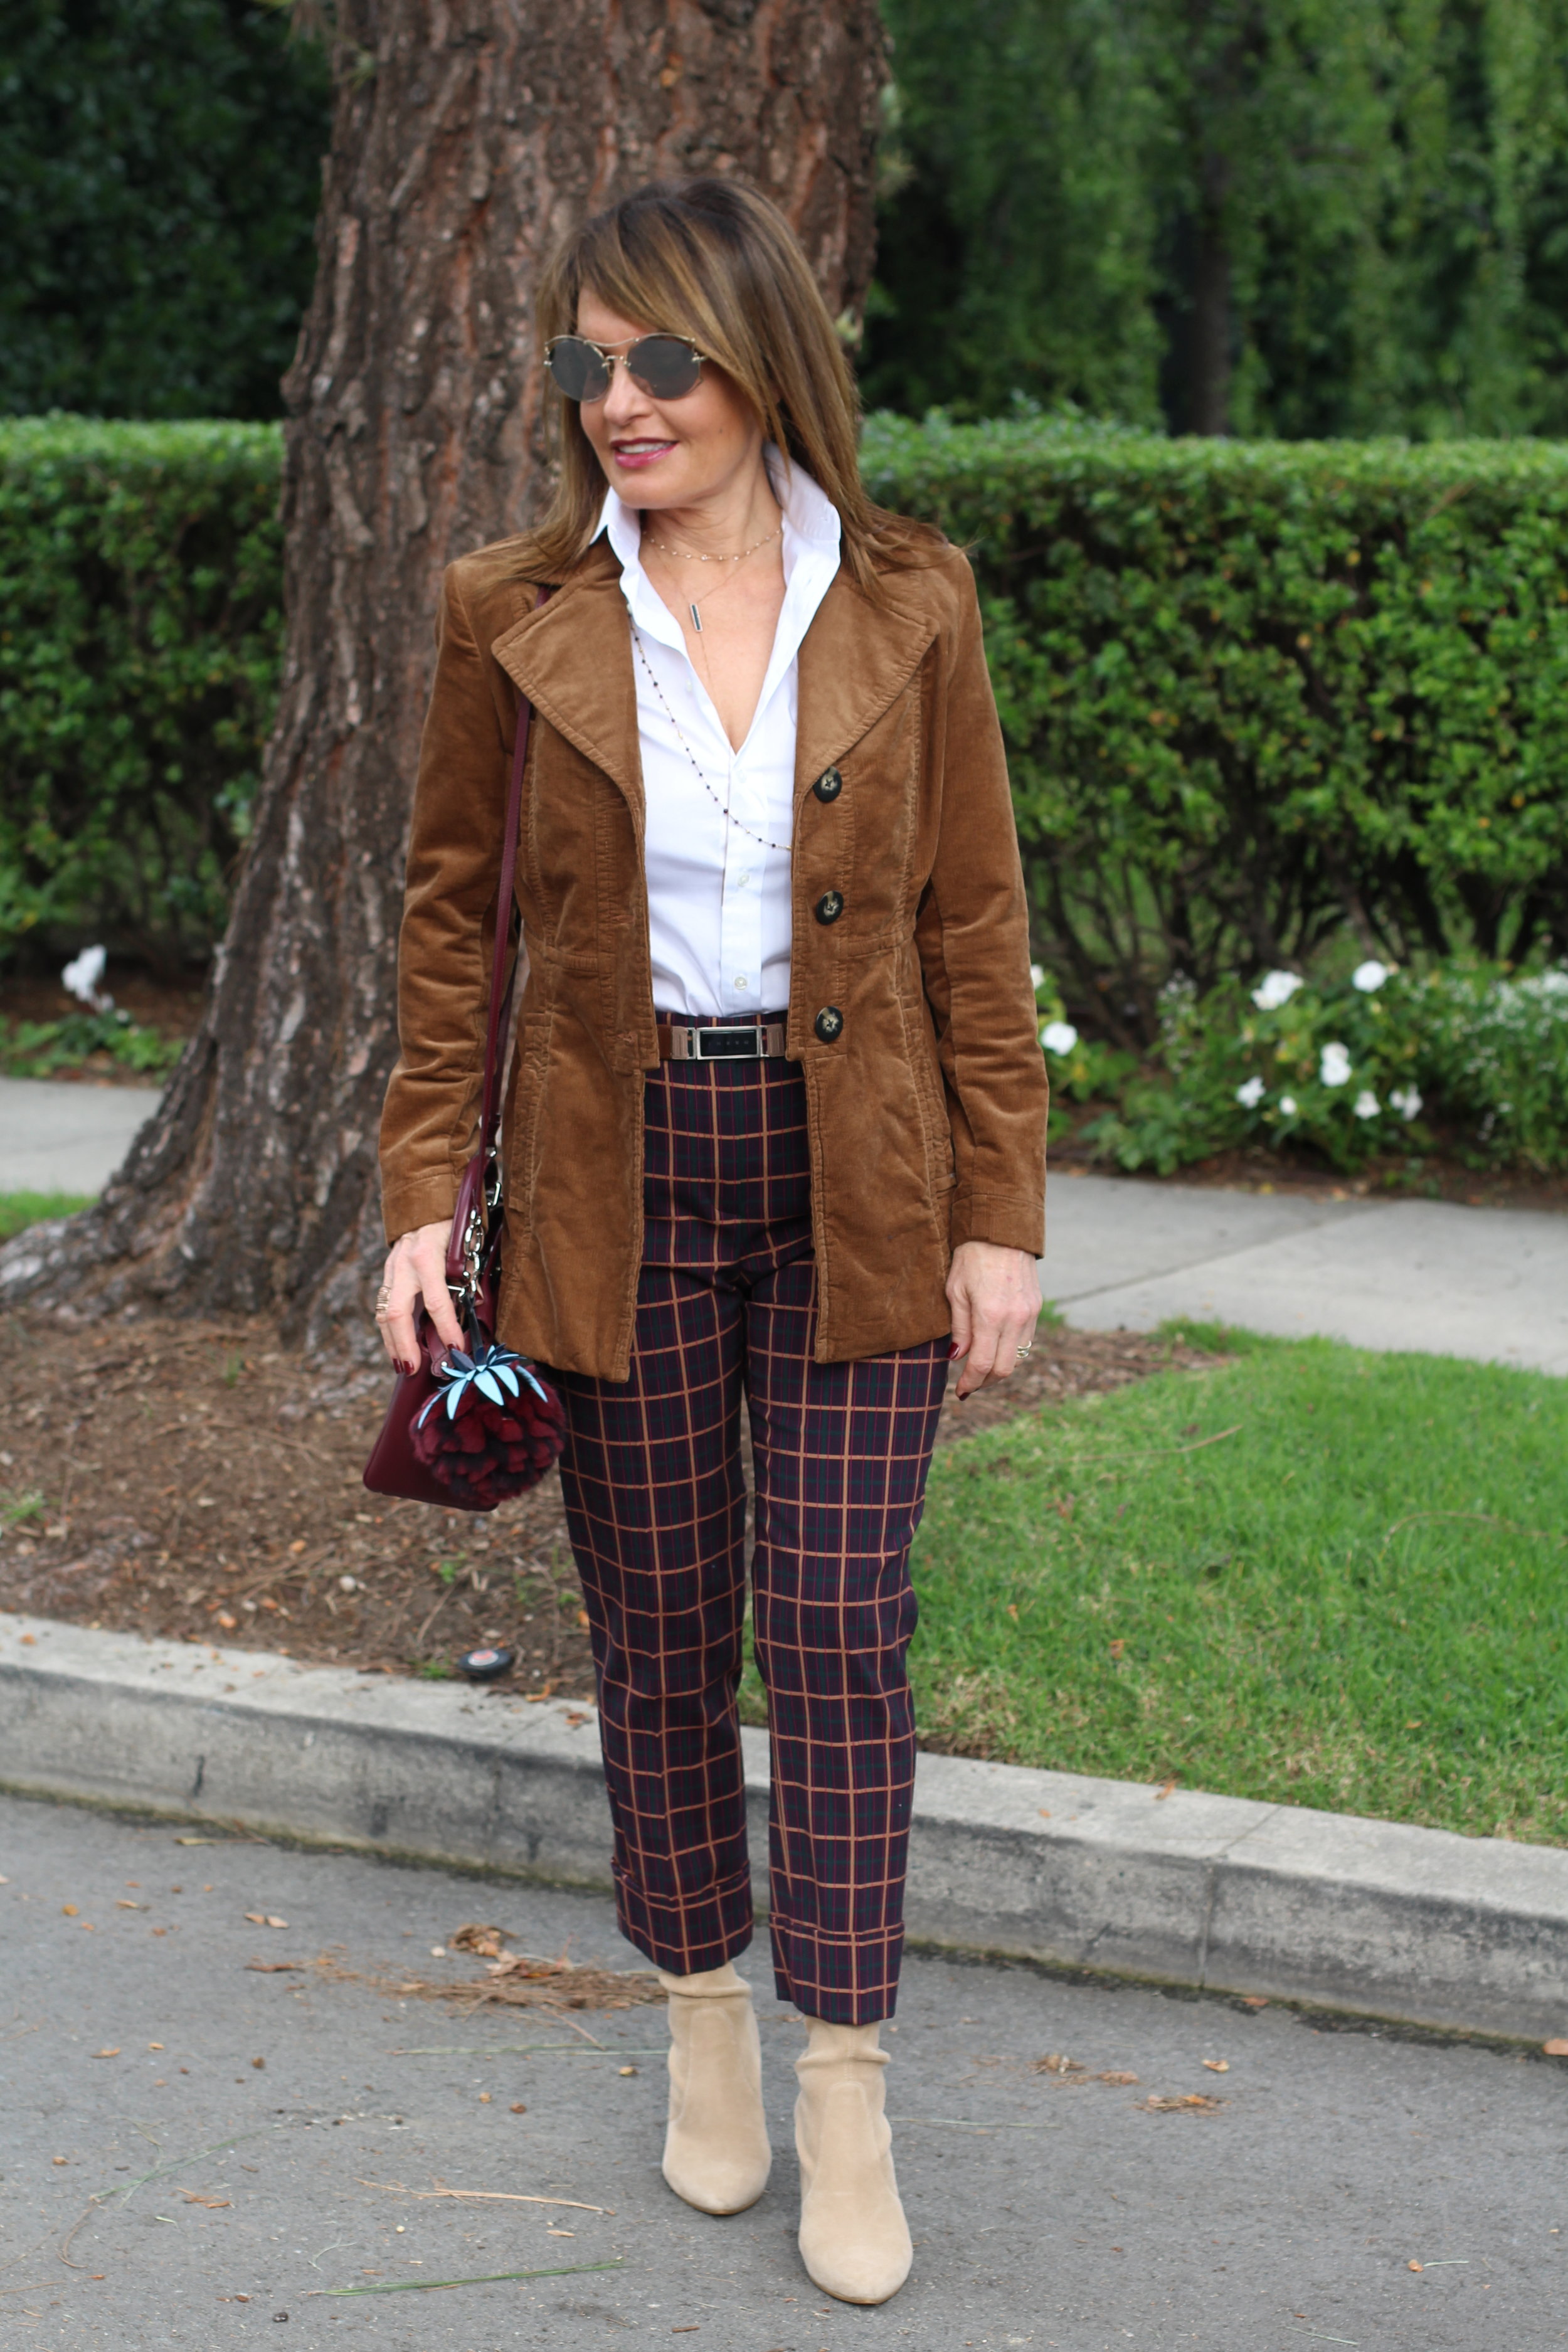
410,1338,566,1509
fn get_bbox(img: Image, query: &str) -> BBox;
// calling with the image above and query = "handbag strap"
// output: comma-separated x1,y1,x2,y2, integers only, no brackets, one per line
479,585,552,1158
442,585,551,1308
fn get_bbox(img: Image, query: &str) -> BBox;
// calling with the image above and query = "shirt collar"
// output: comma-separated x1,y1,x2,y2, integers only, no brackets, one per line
594,445,840,637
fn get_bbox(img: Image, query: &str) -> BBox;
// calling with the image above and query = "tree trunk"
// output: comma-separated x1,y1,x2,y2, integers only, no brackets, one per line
1188,190,1233,435
2,0,888,1341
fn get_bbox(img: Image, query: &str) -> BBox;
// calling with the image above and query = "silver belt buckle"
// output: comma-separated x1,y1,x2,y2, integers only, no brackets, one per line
695,1024,763,1059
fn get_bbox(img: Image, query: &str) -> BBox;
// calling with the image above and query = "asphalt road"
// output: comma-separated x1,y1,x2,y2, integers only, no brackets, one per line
3,1792,1564,2351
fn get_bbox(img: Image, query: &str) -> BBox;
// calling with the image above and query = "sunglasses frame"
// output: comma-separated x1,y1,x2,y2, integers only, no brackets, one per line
543,332,709,404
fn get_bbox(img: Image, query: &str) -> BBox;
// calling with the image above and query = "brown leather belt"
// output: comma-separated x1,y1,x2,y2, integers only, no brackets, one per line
657,1019,788,1062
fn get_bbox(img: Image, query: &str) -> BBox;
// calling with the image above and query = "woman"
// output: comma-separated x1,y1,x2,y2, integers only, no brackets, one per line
376,176,1047,2307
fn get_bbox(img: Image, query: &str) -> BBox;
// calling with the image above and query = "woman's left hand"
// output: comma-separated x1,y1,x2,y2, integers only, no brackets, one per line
946,1240,1042,1399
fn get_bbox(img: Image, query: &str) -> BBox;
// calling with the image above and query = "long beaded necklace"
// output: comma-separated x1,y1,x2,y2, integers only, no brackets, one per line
632,627,791,855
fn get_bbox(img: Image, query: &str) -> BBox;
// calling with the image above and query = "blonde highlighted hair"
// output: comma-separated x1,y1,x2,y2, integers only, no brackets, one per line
523,176,943,593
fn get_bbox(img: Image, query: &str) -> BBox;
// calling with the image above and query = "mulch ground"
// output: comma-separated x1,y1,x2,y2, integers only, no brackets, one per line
0,1306,1221,1696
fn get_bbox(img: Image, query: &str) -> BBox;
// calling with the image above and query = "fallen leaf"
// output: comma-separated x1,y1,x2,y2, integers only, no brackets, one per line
1034,2053,1083,2075
450,1923,509,1957
244,1914,290,1929
1409,2260,1423,2272
1240,1995,1268,2010
510,2103,527,2114
90,2047,121,2059
148,2043,164,2051
216,1613,238,1632
575,1608,590,1628
52,2156,68,2166
116,1899,147,1910
245,1961,304,1973
564,1710,589,1727
174,1836,216,1846
1154,1777,1178,1800
1136,2092,1224,2114
289,1539,307,1555
1096,2071,1139,2086
1108,1638,1126,1660
618,2065,638,2077
1037,1808,1051,1819
1202,2058,1229,2074
251,2056,265,2070
180,2191,232,2209
1005,1602,1019,1619
1544,2038,1568,2057
61,1903,79,1917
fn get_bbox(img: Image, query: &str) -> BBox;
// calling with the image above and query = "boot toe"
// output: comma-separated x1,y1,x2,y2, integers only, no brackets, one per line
798,2213,913,2304
662,2140,771,2216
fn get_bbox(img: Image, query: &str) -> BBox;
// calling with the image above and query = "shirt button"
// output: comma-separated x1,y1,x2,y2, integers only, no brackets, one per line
813,889,844,925
813,1005,844,1043
813,767,843,803
734,977,750,991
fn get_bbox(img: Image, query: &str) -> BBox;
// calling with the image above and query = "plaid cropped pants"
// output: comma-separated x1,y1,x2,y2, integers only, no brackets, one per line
549,1032,948,2025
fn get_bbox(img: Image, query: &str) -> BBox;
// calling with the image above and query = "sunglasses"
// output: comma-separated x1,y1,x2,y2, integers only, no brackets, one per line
544,333,707,405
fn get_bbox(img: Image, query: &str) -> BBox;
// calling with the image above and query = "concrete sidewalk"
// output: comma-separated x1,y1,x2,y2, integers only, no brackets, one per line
0,1074,162,1195
4,1076,1567,1370
1047,1171,1568,1373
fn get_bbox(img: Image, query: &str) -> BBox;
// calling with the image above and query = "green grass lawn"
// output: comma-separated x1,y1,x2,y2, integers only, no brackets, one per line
904,1324,1568,1843
739,1324,1568,1844
0,1190,92,1241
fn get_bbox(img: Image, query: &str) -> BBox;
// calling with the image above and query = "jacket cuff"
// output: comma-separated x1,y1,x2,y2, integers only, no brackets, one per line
381,1173,462,1247
950,1187,1046,1259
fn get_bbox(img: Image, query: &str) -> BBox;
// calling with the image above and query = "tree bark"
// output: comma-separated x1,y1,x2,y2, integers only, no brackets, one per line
2,0,888,1340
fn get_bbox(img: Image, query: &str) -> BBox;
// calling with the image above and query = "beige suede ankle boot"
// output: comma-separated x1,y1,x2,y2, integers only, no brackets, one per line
657,1963,771,2215
793,2018,912,2304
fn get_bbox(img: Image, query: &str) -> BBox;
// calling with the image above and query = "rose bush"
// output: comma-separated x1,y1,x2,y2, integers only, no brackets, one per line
1074,957,1568,1175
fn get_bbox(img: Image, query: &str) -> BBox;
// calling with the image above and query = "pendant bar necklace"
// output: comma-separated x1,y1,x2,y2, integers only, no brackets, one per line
647,519,782,633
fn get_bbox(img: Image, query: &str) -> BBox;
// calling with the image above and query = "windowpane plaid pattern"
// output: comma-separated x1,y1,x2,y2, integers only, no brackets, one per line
549,1031,948,2025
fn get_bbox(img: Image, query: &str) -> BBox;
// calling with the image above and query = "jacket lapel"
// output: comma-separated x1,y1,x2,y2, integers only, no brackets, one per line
793,573,938,807
490,544,644,832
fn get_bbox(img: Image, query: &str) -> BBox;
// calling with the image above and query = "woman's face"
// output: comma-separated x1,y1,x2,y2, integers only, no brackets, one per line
572,289,764,513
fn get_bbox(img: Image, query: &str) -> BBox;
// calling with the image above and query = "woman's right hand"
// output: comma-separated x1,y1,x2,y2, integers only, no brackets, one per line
376,1219,462,1373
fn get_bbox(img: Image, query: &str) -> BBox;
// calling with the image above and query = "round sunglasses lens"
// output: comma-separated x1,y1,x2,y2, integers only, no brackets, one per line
628,337,702,400
547,339,611,401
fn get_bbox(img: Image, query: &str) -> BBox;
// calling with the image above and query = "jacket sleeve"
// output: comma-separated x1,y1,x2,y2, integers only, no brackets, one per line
914,554,1049,1258
378,563,511,1242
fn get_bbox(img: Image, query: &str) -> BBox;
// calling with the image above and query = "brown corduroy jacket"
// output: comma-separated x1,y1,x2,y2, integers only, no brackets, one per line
379,532,1048,1380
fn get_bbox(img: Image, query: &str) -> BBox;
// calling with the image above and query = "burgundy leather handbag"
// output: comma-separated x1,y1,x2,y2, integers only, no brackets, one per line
363,601,564,1513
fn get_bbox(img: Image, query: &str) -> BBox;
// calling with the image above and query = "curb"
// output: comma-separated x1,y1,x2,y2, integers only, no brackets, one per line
3,1610,1565,2042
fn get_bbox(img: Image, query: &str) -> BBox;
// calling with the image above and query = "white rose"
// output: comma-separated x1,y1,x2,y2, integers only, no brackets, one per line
1251,970,1303,1012
1320,1042,1352,1087
1279,1095,1297,1115
1390,1085,1422,1120
1235,1076,1266,1109
1041,1021,1079,1056
1353,1089,1380,1120
1352,960,1391,993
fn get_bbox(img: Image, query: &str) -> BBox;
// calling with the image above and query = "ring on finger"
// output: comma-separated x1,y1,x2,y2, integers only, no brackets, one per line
1016,1344,1034,1359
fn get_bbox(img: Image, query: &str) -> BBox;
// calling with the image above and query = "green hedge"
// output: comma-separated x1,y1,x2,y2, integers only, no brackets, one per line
0,415,282,968
6,413,1568,1049
862,412,1568,1047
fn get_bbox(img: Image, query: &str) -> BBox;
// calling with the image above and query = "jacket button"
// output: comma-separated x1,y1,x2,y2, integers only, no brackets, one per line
813,767,843,803
813,1005,844,1043
813,889,844,925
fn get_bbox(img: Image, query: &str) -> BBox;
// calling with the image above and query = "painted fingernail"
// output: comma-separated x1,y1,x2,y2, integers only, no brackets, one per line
946,1342,963,1360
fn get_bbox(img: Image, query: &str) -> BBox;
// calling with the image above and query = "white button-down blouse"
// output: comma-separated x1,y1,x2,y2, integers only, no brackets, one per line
595,455,842,1019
